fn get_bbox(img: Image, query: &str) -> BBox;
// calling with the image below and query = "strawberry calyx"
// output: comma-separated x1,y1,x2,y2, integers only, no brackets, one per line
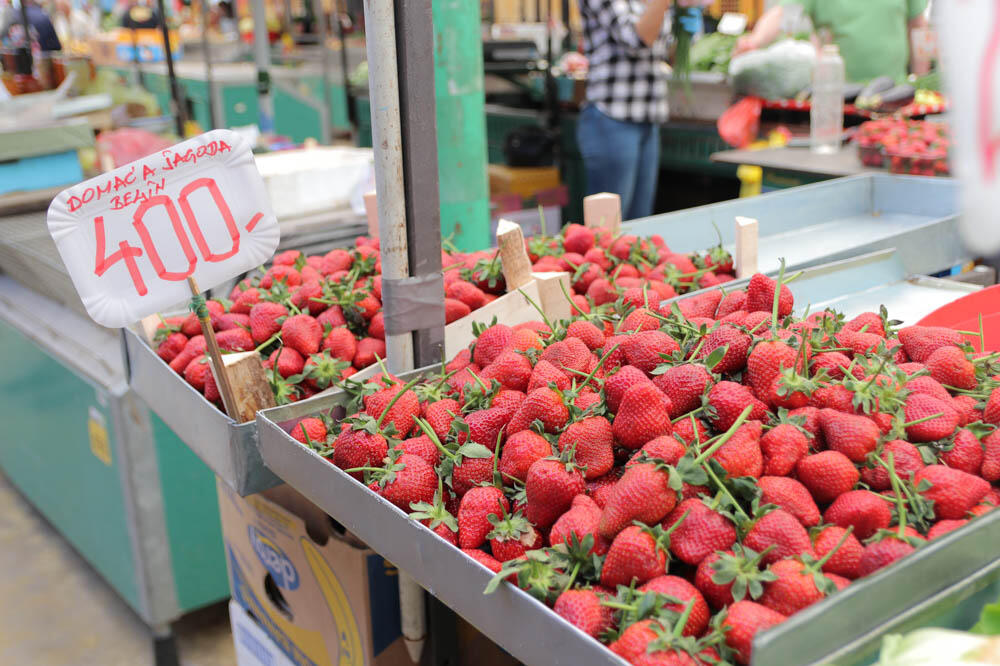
637,509,690,557
299,352,353,390
872,451,935,534
408,477,459,533
794,525,854,596
709,544,778,602
483,549,565,603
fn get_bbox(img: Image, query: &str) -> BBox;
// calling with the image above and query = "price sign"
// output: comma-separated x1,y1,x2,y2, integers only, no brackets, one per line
47,130,280,328
938,2,1000,257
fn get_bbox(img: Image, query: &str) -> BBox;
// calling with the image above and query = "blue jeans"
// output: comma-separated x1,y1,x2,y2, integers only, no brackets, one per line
576,104,660,220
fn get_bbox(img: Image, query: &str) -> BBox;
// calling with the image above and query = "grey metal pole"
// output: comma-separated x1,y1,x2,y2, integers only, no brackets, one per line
313,0,333,142
156,0,187,137
199,0,218,128
251,0,275,133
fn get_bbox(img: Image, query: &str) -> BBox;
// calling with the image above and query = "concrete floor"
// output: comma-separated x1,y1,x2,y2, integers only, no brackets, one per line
0,469,236,666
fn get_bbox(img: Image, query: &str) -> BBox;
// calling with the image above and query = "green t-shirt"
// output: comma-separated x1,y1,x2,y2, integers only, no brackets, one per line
780,0,927,82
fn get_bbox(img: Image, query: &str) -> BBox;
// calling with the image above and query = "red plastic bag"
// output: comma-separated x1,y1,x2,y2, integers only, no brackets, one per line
718,96,763,149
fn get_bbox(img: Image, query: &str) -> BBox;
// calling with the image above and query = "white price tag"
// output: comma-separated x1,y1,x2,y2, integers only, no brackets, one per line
47,130,280,328
938,2,1000,256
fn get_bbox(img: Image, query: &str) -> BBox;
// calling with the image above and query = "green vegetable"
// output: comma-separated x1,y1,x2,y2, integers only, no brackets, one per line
729,39,816,100
876,629,1000,665
690,32,738,73
972,594,1000,635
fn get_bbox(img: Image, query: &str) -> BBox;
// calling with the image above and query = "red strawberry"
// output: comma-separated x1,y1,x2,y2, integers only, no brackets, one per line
722,600,787,665
213,327,252,352
952,395,981,426
823,490,891,539
559,416,615,479
984,430,1000,482
627,436,686,468
446,280,487,311
860,440,924,491
451,454,496,497
609,619,662,663
281,314,322,356
671,417,710,447
462,407,509,451
697,324,752,374
553,589,611,639
600,524,672,588
613,383,673,450
317,305,347,329
377,453,438,511
760,423,809,476
168,334,205,374
249,302,288,345
716,290,747,317
809,383,856,413
498,430,551,484
598,460,677,539
320,247,353,274
472,323,513,367
897,325,963,362
986,387,1000,425
393,435,441,467
183,356,212,391
563,224,596,254
759,476,820,527
231,287,261,314
216,312,250,332
639,575,710,637
744,509,812,565
540,337,593,375
904,393,959,442
566,319,606,350
818,409,879,463
291,417,326,445
524,454,586,529
269,347,305,378
746,339,801,396
813,525,863,579
928,519,968,539
941,428,985,475
333,429,388,479
711,420,765,479
492,389,527,417
364,384,420,438
906,374,954,403
810,351,861,380
745,273,793,317
487,511,542,562
526,359,571,393
652,364,712,418
759,556,840,616
445,298,471,323
549,494,608,555
622,331,680,375
354,337,386,368
423,398,460,441
706,381,768,432
796,451,859,504
322,326,357,363
857,536,914,577
915,465,990,520
662,498,736,566
925,345,976,390
479,350,532,392
604,365,653,413
156,332,188,363
508,387,569,434
457,486,509,549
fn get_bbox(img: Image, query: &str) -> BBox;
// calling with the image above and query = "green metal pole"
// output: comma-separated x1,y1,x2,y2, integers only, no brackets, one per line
433,0,490,252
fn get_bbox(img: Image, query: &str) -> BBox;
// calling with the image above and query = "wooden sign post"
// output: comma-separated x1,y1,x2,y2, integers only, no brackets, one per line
583,192,622,233
734,216,759,278
497,218,572,321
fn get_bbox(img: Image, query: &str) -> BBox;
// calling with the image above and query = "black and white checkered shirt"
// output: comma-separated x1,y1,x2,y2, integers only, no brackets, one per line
580,0,671,124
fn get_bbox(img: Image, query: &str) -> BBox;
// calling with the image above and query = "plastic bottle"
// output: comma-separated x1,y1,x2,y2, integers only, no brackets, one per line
810,44,845,155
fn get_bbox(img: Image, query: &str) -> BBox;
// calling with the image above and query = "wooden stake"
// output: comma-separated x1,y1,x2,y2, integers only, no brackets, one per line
583,192,622,233
496,218,533,289
139,314,162,345
734,216,759,278
363,190,379,239
219,351,276,422
187,277,240,419
531,271,572,321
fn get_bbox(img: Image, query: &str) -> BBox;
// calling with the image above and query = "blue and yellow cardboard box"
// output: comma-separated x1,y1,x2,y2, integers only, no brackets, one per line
217,481,408,666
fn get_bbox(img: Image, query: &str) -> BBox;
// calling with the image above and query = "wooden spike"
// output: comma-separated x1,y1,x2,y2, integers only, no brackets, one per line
531,270,572,321
139,314,161,345
219,351,276,423
496,218,533,290
187,277,239,419
734,216,759,278
583,192,622,232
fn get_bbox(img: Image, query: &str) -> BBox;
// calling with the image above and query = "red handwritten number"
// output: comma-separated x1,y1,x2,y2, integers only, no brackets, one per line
94,215,148,296
177,177,241,262
132,195,198,281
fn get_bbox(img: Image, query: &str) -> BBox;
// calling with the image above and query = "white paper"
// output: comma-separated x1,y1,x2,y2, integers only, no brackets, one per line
47,129,280,328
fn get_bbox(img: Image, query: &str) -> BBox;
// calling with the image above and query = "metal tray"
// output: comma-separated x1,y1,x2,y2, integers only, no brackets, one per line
624,174,965,277
662,249,981,324
121,327,280,496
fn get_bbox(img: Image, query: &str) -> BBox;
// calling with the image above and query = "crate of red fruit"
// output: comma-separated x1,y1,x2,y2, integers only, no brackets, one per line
256,269,1000,666
853,118,951,176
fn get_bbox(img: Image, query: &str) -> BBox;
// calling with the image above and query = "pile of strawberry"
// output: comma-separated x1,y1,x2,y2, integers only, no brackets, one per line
152,225,735,410
288,267,1000,665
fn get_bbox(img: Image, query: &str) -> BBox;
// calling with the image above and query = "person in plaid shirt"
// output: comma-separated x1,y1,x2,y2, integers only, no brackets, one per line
577,1,699,219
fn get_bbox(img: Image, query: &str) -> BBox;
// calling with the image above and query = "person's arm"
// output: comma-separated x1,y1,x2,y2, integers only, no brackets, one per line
588,0,670,50
635,0,670,47
734,5,784,55
908,10,930,75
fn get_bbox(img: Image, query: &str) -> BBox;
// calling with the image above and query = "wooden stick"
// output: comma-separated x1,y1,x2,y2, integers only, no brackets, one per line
531,270,572,321
496,218,533,290
363,190,379,239
583,192,622,233
187,277,239,419
220,351,276,422
138,314,162,345
734,216,759,278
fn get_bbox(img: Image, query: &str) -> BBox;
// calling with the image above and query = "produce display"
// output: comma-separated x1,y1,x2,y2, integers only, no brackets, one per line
150,225,736,409
729,39,816,101
690,32,738,74
854,118,950,176
283,270,1000,665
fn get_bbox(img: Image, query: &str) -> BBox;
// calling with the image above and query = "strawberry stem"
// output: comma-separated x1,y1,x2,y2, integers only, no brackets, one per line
880,451,908,538
671,598,696,639
692,405,754,465
671,407,704,424
812,525,854,570
771,258,786,337
702,463,750,521
414,417,457,461
253,331,281,354
561,561,582,595
375,376,423,431
898,412,944,428
341,466,385,474
516,287,555,333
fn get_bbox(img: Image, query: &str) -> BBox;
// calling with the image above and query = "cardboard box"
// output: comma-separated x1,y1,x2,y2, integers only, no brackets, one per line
230,600,296,666
218,481,408,666
488,164,560,201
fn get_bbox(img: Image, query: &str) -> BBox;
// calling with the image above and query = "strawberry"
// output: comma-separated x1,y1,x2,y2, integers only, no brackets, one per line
457,486,509,549
375,453,438,511
823,490,891,539
835,329,882,356
671,417,709,447
613,383,673,450
566,319,606,350
860,440,924,491
984,430,1000,482
605,365,653,413
598,459,678,539
788,405,822,441
662,498,736,566
812,525,863,579
492,389,527,417
639,575,711,637
952,395,982,426
540,337,593,375
563,224,596,254
986,387,1000,425
249,302,288,345
524,452,586,529
810,351,861,380
745,273,793,317
231,287,261,314
716,290,747,317
471,323,512,368
478,350,532,393
818,408,879,463
722,600,787,665
549,494,608,555
746,339,801,396
451,453,496,497
211,327,252,353
268,347,305,378
447,280,488,311
903,392,959,442
925,345,976,390
744,509,812,565
393,435,441,467
600,523,675,588
905,374,954,403
322,326,357,363
291,417,326,445
317,304,347,329
587,278,618,305
627,435,686,468
622,331,680,375
526,359,571,393
941,428,985,475
354,337,386,369
320,247,353,274
487,510,542,562
559,416,615,479
609,619,663,663
758,554,841,617
423,398,460,440
462,408,509,451
927,519,968,539
914,465,990,520
697,324,752,374
586,472,621,509
363,383,420,438
510,327,544,353
507,387,569,434
156,332,188,363
711,420,765,479
759,476,820,527
652,364,712,418
333,429,388,479
857,536,914,577
445,298,471,323
281,314,322,356
694,546,775,609
795,451,859,504
183,356,212,391
678,290,723,319
760,423,809,476
705,381,768,431
809,383,856,413
897,325,963,362
498,430,552,484
216,313,250,332
553,589,612,639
